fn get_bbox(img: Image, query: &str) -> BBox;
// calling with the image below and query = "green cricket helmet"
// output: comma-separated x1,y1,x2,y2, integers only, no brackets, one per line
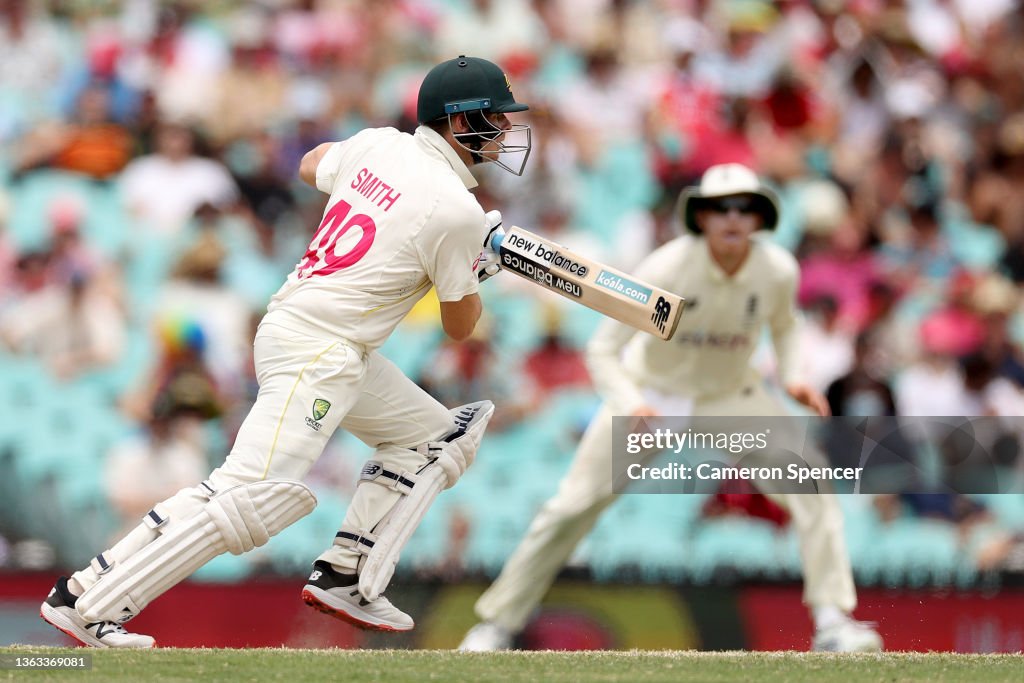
417,56,531,175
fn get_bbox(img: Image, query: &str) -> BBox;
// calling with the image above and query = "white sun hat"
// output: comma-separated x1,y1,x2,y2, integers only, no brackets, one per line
677,163,781,234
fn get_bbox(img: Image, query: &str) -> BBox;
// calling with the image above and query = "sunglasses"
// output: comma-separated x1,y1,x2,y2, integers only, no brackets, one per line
704,196,759,214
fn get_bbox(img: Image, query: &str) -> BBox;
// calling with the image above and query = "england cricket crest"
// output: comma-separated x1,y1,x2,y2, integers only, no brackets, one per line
313,399,331,421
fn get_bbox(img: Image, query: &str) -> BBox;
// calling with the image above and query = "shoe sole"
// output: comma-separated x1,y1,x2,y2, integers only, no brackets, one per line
301,588,413,633
39,603,156,649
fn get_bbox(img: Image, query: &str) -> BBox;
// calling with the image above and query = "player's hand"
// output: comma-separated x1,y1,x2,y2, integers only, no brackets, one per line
476,210,504,283
785,383,830,417
482,210,505,248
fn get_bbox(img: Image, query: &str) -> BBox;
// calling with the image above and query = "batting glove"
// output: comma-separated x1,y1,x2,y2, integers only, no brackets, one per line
476,210,504,283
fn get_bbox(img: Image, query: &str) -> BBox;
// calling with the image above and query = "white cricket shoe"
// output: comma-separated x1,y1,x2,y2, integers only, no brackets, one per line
458,621,513,651
812,617,883,652
301,561,414,632
40,577,155,648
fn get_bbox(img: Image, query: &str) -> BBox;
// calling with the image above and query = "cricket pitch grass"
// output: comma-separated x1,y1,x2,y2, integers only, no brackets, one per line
2,647,1022,682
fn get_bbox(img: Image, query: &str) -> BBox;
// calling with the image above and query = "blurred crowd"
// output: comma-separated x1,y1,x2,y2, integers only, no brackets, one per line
2,0,1024,578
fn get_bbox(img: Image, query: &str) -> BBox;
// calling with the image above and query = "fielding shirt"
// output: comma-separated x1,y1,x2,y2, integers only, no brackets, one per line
264,126,485,350
587,234,802,411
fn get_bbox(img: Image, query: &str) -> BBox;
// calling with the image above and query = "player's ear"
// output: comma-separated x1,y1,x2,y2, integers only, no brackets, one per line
449,112,470,134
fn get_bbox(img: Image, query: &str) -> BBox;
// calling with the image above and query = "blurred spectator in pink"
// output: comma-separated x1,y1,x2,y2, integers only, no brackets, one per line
651,15,720,184
119,121,239,236
44,196,104,286
796,179,882,331
0,190,13,295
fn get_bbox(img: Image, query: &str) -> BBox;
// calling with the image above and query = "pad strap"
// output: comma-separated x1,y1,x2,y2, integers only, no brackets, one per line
142,506,168,531
359,460,417,495
90,552,114,576
334,525,378,557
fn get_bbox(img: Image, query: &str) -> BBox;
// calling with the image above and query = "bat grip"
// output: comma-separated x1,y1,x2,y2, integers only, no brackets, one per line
490,231,505,252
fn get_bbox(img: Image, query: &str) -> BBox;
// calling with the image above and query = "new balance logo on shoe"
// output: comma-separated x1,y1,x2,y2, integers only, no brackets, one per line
88,622,119,639
309,570,322,582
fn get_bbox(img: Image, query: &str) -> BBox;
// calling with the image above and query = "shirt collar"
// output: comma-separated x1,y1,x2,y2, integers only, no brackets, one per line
414,125,478,189
701,237,755,284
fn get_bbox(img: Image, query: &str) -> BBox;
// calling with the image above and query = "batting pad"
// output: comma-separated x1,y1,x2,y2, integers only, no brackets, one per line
358,401,495,602
77,480,316,623
357,462,448,602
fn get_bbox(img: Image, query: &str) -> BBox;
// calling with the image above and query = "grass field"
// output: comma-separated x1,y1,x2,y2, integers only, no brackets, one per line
2,647,1023,683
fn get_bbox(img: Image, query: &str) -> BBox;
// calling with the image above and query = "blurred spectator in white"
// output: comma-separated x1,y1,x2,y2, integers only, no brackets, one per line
0,268,125,381
12,81,134,181
152,230,253,399
895,314,978,416
826,58,890,174
104,386,211,538
957,352,1024,416
0,0,67,140
436,0,544,66
148,3,231,124
557,44,652,164
120,121,239,235
694,2,788,99
798,295,855,394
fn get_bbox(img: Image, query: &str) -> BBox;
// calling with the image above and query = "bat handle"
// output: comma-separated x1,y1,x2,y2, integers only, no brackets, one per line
490,231,505,253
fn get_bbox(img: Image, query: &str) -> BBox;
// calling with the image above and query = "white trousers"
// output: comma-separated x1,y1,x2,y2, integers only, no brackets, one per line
73,323,453,593
474,380,857,632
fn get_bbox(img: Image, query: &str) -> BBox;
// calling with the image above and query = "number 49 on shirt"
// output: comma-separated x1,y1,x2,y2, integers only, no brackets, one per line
297,199,376,278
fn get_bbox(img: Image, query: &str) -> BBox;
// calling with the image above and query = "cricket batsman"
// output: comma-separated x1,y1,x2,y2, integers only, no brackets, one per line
460,164,883,653
40,55,529,647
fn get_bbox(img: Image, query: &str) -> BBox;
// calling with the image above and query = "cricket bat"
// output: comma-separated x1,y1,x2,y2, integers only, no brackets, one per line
491,226,684,340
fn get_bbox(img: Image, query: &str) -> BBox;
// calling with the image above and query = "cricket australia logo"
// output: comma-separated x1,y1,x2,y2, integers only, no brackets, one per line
306,398,331,431
651,296,672,333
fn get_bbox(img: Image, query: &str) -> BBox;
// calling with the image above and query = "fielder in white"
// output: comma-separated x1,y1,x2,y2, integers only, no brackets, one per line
461,164,883,653
40,55,530,647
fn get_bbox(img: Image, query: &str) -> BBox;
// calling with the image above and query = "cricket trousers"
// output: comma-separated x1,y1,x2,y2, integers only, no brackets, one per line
474,381,856,632
72,322,454,595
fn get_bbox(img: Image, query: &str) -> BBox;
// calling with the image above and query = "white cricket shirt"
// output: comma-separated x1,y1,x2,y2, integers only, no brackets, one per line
264,126,485,350
587,234,802,411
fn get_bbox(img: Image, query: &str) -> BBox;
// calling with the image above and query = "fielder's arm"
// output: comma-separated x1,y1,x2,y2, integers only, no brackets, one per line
769,253,829,416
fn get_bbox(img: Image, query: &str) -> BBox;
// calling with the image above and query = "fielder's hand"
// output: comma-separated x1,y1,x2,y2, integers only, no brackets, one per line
476,210,504,283
785,383,831,417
